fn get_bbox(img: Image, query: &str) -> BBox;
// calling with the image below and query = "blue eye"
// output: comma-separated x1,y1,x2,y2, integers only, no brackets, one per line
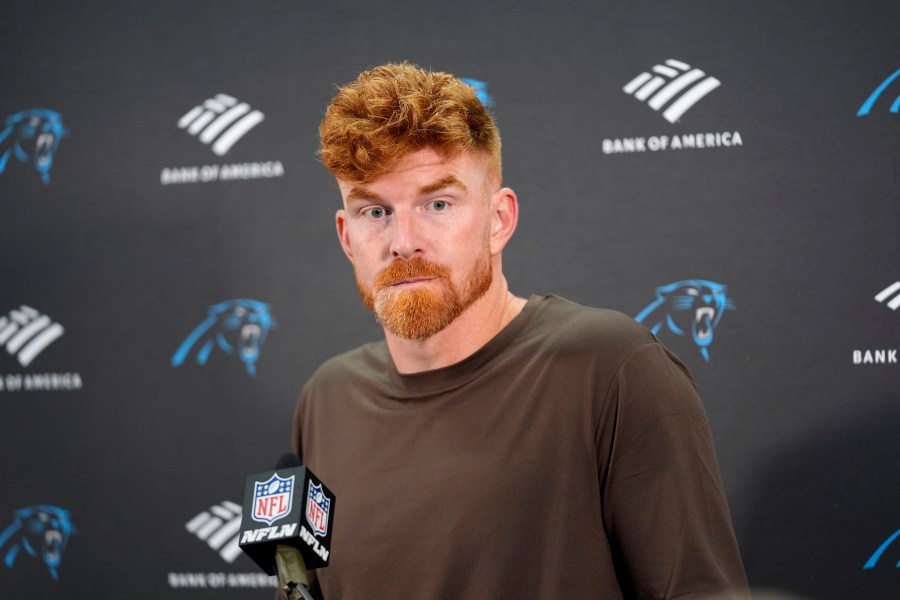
429,200,448,211
366,207,386,219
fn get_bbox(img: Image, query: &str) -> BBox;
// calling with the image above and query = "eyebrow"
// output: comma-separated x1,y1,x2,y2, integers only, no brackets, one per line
344,175,468,205
417,175,468,196
345,185,384,204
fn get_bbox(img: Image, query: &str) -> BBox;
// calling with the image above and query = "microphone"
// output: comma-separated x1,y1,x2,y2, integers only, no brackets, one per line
239,453,335,600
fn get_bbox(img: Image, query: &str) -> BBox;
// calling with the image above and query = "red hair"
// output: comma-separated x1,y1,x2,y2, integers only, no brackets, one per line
319,62,501,183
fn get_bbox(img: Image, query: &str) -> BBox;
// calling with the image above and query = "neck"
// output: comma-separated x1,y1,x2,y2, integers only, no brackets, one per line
384,277,527,374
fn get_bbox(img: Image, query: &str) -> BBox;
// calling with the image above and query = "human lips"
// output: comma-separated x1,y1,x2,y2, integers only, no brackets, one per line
375,257,450,289
389,276,438,287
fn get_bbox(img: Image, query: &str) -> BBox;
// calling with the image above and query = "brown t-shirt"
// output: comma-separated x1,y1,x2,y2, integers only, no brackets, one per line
292,294,748,599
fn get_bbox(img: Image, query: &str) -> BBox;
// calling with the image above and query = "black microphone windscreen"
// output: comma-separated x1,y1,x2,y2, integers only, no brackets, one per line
275,452,301,470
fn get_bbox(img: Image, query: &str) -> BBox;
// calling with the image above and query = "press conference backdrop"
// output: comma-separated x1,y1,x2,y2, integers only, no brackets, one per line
1,1,898,597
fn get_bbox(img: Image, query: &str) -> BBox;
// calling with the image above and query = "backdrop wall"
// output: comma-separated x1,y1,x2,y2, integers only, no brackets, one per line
1,1,898,598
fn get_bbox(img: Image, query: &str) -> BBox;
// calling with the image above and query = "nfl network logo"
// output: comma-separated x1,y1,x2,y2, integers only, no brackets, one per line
306,481,330,537
251,473,294,526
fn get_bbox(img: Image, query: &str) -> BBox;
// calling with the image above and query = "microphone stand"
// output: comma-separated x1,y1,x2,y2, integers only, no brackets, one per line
276,545,316,600
284,583,316,600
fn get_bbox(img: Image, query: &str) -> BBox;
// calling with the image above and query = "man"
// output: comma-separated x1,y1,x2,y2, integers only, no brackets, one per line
292,62,749,599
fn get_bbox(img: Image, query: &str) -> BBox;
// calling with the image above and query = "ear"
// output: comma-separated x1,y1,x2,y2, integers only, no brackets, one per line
488,187,518,255
335,209,354,262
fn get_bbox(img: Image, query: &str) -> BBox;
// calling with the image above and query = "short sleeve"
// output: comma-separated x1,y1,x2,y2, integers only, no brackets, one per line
597,343,749,598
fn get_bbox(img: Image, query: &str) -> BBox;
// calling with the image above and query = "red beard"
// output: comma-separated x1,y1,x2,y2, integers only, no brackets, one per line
356,250,492,340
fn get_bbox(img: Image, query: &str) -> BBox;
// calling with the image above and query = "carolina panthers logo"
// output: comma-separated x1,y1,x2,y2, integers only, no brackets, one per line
171,299,275,377
864,527,900,570
0,109,67,185
635,280,736,362
460,78,494,107
0,505,75,581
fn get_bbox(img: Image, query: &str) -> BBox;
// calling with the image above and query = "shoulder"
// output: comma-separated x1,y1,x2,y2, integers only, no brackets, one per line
543,297,699,401
301,340,391,398
524,294,657,363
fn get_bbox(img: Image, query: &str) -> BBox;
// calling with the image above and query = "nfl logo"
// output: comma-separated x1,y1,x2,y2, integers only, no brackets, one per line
306,481,330,537
251,473,294,525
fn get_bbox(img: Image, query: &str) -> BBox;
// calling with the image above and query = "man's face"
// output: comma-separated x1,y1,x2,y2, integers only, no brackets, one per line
335,147,500,340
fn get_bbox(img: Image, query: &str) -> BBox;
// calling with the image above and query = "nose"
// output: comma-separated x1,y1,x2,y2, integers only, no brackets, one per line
389,210,424,259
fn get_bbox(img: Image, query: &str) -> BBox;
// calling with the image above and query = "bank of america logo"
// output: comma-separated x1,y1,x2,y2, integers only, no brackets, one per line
185,501,243,563
875,281,900,310
0,306,64,367
623,59,721,123
177,94,265,156
857,69,900,116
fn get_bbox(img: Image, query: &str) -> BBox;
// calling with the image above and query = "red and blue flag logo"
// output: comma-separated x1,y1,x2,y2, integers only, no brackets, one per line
251,473,294,525
305,481,330,537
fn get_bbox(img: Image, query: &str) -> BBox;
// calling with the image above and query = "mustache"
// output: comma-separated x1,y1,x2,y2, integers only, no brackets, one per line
374,257,450,288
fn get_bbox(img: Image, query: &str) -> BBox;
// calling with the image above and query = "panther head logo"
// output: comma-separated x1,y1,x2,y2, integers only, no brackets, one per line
0,109,67,185
864,527,900,570
460,78,494,107
0,505,75,581
635,279,736,362
171,299,275,377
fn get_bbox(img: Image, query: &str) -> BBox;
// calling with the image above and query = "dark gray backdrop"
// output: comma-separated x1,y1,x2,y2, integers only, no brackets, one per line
1,1,898,598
